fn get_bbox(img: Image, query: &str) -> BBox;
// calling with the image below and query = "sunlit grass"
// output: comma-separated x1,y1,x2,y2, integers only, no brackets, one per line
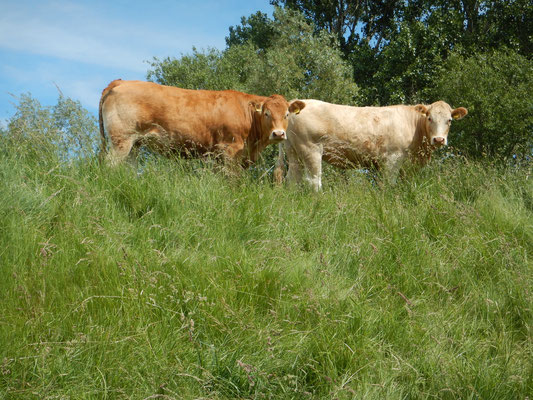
0,147,531,399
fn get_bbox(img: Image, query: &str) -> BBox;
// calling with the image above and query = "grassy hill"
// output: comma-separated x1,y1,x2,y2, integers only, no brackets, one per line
1,141,531,398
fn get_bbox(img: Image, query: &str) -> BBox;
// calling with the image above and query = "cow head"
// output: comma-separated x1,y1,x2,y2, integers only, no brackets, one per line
415,101,468,147
250,96,306,143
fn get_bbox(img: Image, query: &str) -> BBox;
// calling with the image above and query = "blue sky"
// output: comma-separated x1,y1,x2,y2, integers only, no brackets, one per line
0,0,274,126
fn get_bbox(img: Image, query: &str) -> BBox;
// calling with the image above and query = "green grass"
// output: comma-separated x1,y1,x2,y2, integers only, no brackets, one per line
0,145,531,399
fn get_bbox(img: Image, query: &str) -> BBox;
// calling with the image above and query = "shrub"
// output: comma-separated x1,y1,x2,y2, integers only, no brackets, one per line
2,93,98,165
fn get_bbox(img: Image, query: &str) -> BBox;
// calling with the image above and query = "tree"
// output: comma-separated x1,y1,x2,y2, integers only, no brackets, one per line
432,49,533,160
271,0,532,105
148,8,358,105
147,47,247,91
241,8,359,103
483,0,533,56
148,3,531,162
270,0,401,55
226,11,276,49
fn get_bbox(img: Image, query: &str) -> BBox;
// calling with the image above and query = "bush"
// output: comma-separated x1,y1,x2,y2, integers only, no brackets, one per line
2,93,98,165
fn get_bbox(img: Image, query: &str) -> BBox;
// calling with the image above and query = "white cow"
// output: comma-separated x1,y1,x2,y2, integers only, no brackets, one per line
276,100,468,190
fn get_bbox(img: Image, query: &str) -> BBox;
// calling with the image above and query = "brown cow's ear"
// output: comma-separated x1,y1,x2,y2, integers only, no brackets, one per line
452,107,468,120
249,101,263,113
289,100,306,115
414,104,429,116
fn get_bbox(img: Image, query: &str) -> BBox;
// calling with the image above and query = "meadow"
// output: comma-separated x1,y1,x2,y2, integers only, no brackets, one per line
0,137,531,398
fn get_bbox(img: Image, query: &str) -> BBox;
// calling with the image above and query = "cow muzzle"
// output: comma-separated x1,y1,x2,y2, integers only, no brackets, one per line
432,137,446,146
270,130,287,141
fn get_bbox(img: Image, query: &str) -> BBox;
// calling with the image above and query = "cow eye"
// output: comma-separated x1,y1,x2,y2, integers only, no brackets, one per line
284,113,289,119
428,117,432,122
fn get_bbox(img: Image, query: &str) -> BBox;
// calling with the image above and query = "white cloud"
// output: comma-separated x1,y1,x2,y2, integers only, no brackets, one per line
0,1,222,72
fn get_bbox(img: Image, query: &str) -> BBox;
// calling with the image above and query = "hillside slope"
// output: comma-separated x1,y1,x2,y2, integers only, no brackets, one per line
1,149,531,399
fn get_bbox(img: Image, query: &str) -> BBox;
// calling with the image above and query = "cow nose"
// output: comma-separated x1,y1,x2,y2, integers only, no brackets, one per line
433,137,446,146
271,130,286,140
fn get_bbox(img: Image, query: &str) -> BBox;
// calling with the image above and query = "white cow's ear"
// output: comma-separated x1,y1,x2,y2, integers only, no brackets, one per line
249,101,263,113
289,100,306,115
414,104,429,116
452,107,468,120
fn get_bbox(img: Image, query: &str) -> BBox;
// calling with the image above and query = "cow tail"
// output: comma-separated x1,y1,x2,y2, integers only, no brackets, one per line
98,93,107,163
98,79,122,163
273,142,286,185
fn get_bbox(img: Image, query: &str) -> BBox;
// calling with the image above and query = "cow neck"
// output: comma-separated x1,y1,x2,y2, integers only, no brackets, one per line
413,112,433,163
245,101,268,164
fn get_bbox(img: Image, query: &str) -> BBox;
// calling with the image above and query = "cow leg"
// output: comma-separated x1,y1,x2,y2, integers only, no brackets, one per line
382,152,405,184
286,143,304,185
301,144,323,192
127,142,141,169
220,140,245,176
273,143,286,185
107,135,137,167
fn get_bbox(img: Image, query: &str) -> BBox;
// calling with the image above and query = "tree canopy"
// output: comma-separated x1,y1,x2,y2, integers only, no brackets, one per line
148,8,358,105
271,0,532,105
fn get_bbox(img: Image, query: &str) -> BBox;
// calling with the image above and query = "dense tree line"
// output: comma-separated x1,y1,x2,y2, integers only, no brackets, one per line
270,0,532,105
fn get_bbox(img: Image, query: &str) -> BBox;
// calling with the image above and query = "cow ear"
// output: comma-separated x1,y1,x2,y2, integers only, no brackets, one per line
452,107,468,120
414,104,429,116
289,100,306,115
249,101,263,113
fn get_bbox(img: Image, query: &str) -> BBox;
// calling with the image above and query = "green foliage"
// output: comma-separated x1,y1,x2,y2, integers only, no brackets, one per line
2,93,98,165
226,11,276,49
432,49,533,160
242,8,358,103
1,124,532,397
271,0,398,55
461,0,532,56
147,48,250,90
273,0,532,106
368,19,448,104
147,8,358,105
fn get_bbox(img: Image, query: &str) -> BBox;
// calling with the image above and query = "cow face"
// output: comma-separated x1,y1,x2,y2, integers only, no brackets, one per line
415,101,468,147
251,96,306,143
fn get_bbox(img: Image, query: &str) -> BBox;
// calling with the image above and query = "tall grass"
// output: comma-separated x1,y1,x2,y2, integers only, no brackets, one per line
0,131,531,398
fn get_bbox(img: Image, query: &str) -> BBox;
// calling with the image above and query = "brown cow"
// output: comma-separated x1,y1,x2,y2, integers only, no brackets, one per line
99,79,305,167
276,99,467,190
